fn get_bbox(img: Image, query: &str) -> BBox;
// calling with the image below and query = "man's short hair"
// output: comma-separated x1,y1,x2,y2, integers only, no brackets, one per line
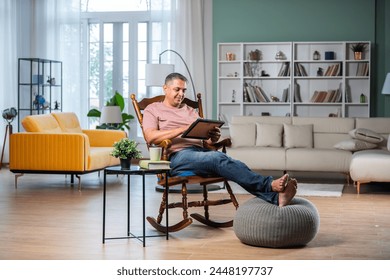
165,73,188,85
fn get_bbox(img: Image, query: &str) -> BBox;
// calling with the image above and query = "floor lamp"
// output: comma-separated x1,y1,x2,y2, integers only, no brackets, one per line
145,49,197,100
1,108,17,170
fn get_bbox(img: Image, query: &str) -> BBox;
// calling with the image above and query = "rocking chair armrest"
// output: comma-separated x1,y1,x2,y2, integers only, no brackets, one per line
205,137,232,152
155,139,172,161
157,139,172,149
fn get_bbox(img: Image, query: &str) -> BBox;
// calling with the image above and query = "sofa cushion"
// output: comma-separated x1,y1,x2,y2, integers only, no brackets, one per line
256,123,283,147
230,123,256,147
283,124,313,148
52,112,83,133
349,128,384,144
286,148,351,173
350,149,390,183
21,114,62,133
227,147,286,170
334,139,377,151
292,117,354,149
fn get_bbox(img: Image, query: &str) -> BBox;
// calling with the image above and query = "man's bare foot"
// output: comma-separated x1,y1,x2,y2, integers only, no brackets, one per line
271,174,289,192
278,180,297,207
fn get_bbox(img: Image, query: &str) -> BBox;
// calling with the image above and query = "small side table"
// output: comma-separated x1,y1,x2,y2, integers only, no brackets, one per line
102,166,169,247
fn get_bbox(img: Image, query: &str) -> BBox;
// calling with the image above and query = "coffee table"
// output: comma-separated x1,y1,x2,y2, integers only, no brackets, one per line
102,166,169,247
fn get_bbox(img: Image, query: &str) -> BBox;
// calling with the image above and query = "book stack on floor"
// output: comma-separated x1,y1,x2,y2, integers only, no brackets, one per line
139,159,171,170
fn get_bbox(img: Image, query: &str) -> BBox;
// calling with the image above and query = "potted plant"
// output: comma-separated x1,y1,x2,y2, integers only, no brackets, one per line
87,91,134,130
110,138,142,169
350,43,367,60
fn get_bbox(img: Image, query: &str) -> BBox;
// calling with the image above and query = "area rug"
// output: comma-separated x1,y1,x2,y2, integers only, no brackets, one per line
296,183,344,197
214,182,344,197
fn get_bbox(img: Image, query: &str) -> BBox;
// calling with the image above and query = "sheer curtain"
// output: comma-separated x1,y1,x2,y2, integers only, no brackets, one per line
150,0,212,117
0,0,18,163
174,0,212,117
32,0,84,125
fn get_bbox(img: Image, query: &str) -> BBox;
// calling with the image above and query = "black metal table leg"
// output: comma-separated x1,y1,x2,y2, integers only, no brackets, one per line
102,169,107,243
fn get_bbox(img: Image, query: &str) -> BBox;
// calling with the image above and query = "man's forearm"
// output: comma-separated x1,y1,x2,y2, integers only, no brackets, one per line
144,126,187,145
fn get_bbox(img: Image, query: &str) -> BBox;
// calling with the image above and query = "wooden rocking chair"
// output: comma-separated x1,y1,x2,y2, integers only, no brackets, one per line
131,93,239,233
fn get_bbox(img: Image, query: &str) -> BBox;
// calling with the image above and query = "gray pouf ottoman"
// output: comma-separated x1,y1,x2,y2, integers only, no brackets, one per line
233,197,320,248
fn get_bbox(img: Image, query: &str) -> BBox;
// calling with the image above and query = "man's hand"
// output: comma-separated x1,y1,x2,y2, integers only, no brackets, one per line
208,127,221,143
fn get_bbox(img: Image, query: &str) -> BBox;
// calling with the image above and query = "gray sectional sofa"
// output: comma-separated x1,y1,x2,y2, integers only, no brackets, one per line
226,116,390,193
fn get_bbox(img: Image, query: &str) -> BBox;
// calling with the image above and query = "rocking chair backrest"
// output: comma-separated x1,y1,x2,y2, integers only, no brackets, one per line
130,93,204,158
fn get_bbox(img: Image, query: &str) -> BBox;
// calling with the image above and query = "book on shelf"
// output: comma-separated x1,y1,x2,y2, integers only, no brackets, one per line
294,63,308,76
294,83,302,102
139,159,171,170
356,62,369,76
244,83,256,102
324,63,341,76
243,83,270,103
345,83,352,103
282,86,290,102
253,85,266,102
278,62,290,77
310,87,342,103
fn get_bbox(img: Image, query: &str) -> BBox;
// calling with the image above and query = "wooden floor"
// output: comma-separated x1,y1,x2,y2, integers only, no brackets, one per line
1,166,390,260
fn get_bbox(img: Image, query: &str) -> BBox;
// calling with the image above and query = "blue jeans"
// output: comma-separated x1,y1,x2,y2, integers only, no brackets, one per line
169,146,279,205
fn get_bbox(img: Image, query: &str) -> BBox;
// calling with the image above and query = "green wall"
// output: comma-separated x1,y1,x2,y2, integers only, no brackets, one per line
213,0,390,117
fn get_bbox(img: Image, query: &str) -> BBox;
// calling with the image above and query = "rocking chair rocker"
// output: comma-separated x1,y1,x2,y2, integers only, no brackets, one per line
131,93,239,233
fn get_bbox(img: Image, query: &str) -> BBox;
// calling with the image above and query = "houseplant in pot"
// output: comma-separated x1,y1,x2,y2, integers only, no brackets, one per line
110,138,142,169
87,91,134,130
350,43,367,60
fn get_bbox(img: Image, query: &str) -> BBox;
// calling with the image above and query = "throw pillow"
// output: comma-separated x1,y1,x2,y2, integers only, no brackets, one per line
334,139,377,151
283,124,313,148
255,123,283,147
349,128,384,144
229,123,256,147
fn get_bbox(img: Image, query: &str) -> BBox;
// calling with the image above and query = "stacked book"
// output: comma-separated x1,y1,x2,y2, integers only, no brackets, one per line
139,160,171,170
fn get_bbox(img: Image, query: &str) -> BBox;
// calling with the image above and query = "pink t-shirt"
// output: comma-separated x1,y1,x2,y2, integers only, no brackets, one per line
142,102,203,155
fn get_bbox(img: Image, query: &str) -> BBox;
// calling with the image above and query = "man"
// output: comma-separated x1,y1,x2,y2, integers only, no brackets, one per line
142,73,297,207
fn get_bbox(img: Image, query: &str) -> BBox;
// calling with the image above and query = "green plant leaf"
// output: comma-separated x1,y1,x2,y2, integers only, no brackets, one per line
87,108,101,117
114,91,125,111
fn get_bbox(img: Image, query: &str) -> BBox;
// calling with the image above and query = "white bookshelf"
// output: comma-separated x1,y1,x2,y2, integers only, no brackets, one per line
217,41,370,128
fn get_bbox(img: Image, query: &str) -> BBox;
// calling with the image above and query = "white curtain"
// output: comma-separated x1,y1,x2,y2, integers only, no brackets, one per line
174,0,212,117
0,0,19,163
150,0,212,117
32,0,83,125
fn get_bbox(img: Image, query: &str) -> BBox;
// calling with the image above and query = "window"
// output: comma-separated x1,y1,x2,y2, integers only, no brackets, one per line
81,0,173,139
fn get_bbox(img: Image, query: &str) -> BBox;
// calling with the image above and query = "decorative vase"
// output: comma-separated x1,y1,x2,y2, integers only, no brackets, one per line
120,158,132,170
354,52,362,60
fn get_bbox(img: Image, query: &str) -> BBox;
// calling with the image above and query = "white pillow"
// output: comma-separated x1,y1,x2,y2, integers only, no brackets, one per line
229,123,256,147
334,139,377,151
283,124,313,148
349,128,384,144
256,123,283,147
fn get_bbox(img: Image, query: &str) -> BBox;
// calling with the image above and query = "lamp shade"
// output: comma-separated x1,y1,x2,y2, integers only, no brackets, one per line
100,106,122,124
145,64,174,86
382,73,390,95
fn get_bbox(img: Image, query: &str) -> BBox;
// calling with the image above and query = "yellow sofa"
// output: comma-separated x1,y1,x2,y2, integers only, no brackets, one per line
10,112,126,189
